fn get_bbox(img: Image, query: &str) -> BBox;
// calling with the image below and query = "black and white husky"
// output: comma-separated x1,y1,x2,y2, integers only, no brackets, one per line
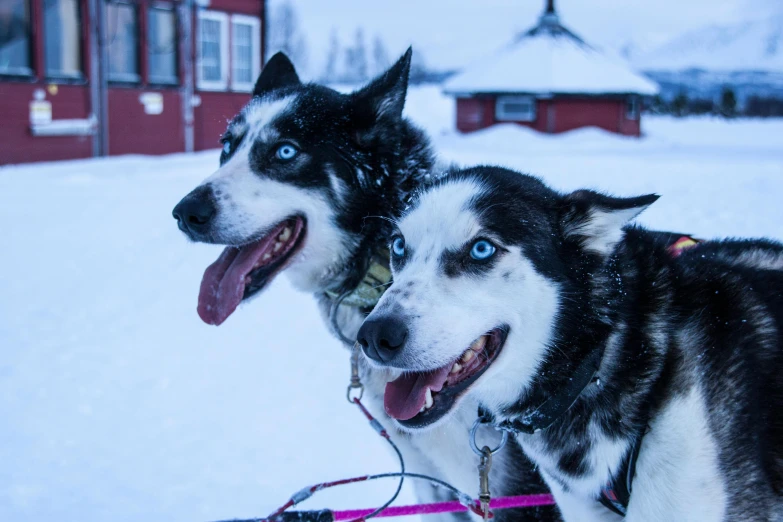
358,166,783,521
172,53,556,520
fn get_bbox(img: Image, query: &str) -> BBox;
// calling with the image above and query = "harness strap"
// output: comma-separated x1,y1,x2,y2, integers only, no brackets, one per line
598,433,644,516
325,249,391,309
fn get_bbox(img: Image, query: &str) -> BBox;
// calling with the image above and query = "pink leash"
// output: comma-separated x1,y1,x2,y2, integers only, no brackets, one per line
251,398,556,522
333,495,556,520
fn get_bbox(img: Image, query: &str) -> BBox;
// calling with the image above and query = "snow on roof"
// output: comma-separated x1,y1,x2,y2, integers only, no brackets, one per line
444,11,659,96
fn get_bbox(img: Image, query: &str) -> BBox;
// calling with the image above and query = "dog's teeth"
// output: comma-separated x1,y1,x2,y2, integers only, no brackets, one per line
279,227,292,242
420,405,426,413
424,388,434,409
471,336,487,352
273,242,283,252
461,349,475,363
450,362,462,374
262,253,272,260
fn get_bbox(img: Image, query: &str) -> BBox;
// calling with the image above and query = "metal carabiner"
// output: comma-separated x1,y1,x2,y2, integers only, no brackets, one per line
346,342,365,403
469,417,508,457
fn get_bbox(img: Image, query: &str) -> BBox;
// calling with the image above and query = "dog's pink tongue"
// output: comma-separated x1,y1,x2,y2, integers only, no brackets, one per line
384,366,452,421
197,236,277,325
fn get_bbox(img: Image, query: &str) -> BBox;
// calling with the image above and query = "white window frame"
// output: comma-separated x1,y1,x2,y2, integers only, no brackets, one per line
495,95,537,122
230,14,261,92
197,10,229,91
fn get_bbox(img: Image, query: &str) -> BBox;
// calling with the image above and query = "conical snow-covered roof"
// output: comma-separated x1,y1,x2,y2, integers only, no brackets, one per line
444,1,658,96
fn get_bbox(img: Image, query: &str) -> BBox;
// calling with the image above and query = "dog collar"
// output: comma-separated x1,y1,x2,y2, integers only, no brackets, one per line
498,347,602,435
325,248,391,309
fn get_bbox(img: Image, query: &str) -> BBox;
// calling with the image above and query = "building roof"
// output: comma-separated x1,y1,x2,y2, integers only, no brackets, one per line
444,1,659,97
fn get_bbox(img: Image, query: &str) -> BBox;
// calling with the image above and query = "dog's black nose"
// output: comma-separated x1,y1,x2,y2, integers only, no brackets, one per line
172,185,216,237
357,316,408,364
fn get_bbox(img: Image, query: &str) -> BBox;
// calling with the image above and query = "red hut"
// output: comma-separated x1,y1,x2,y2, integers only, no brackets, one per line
444,0,658,137
0,0,265,165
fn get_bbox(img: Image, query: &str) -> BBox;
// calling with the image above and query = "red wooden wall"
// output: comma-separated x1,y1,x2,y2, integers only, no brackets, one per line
0,83,94,164
0,0,264,165
0,0,93,164
455,95,642,137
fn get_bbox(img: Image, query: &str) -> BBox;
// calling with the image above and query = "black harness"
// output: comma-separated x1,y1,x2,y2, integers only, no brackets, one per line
491,347,645,517
598,434,643,517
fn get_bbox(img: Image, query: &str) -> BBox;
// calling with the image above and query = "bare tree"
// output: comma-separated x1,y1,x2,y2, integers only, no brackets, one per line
343,28,368,83
371,35,390,76
321,28,340,82
267,0,308,70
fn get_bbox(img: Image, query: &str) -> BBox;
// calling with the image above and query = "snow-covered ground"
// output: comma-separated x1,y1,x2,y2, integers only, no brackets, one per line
1,86,782,522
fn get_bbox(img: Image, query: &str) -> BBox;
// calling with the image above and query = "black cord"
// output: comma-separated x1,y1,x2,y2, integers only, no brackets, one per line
214,472,475,522
329,290,358,346
350,433,405,522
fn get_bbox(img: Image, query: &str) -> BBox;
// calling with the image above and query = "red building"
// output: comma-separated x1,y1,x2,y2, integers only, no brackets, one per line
0,0,265,165
444,0,658,137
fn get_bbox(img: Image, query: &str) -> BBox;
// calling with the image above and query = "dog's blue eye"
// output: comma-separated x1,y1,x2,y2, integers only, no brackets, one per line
470,240,496,260
276,143,298,161
391,237,405,258
222,141,231,154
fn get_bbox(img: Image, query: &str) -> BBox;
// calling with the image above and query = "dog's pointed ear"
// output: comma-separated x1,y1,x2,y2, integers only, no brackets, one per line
560,190,659,256
253,52,301,97
349,47,412,138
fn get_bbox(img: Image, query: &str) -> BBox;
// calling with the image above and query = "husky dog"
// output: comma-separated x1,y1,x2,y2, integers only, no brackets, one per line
358,166,783,521
172,53,557,520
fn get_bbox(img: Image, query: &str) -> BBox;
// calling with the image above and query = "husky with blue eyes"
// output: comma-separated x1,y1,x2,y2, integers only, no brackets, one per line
172,52,559,521
358,166,783,521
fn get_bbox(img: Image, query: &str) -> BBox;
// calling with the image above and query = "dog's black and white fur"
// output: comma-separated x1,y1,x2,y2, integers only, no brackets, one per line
173,53,557,521
359,166,783,521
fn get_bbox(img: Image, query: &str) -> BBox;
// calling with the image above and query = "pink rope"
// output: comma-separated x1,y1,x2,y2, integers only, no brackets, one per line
332,494,556,520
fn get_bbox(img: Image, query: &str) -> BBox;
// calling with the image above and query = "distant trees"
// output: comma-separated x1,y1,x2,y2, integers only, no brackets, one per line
267,0,308,70
372,36,390,76
644,86,783,118
718,87,737,118
343,29,369,83
318,29,416,84
671,92,689,117
745,96,783,117
322,29,339,83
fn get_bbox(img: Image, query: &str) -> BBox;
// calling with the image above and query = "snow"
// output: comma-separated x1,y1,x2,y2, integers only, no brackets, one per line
1,86,783,522
636,13,783,72
443,18,658,96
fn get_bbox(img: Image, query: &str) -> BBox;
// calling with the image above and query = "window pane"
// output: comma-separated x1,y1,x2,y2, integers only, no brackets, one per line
0,0,31,74
106,2,139,81
232,22,252,85
44,0,82,77
200,18,222,82
496,96,536,121
148,7,177,84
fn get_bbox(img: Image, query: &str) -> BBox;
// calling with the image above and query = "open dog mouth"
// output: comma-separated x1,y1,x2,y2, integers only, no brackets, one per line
384,327,508,429
197,216,306,325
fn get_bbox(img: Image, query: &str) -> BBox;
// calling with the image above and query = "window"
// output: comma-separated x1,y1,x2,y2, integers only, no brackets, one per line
0,0,32,75
495,95,536,122
105,1,139,82
147,6,178,84
197,10,228,90
230,15,260,92
626,96,640,120
44,0,82,78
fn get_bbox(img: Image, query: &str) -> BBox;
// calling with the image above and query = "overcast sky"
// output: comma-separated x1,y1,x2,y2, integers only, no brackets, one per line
275,0,782,78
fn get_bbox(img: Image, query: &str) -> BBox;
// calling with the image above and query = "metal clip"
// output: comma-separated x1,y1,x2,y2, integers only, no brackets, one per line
478,446,492,520
346,342,364,403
